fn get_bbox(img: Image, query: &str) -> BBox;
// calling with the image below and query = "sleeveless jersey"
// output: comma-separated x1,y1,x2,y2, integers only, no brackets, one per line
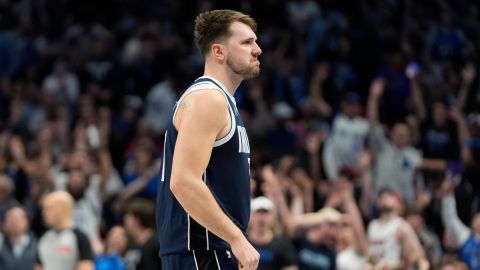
156,76,251,256
367,216,403,265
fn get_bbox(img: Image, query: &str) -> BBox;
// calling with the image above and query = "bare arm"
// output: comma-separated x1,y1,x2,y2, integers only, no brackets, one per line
367,78,385,125
309,63,332,118
457,64,476,112
409,76,427,122
77,261,94,270
170,90,259,269
342,188,368,256
397,221,426,269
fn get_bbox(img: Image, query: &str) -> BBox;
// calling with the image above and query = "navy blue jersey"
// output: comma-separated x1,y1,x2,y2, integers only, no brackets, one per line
156,76,251,256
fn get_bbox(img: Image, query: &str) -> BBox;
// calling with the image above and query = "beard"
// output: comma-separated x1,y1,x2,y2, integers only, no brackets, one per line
379,206,394,216
227,58,260,79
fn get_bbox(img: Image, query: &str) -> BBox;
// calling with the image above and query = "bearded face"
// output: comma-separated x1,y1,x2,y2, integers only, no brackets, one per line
226,55,260,79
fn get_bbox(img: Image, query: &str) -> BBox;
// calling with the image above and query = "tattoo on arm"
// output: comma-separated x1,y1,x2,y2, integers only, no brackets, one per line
178,102,190,110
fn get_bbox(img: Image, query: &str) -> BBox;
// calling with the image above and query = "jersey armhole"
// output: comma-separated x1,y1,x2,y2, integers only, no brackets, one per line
172,87,236,147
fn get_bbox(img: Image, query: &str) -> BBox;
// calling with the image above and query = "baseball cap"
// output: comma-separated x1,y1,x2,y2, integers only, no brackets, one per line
251,196,274,212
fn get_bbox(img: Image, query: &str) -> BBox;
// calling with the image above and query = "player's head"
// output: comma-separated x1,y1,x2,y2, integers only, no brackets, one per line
194,9,262,79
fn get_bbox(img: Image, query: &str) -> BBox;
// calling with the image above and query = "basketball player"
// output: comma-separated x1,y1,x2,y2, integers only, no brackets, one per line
156,9,262,270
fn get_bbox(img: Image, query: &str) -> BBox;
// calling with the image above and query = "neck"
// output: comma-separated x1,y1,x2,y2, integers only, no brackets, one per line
55,219,74,231
380,213,396,221
9,233,25,243
204,61,242,96
135,228,153,245
249,229,273,245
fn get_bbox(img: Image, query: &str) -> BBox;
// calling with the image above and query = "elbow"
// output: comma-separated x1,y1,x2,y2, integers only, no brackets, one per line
170,175,183,195
170,174,191,197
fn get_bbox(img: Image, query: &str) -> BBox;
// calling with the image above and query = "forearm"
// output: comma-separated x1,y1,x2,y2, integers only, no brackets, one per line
367,97,379,124
441,194,470,246
171,175,244,244
308,152,321,183
344,199,368,255
410,80,426,122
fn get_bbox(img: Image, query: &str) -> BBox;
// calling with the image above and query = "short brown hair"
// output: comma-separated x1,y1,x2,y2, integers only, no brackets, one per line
125,199,155,229
194,9,257,57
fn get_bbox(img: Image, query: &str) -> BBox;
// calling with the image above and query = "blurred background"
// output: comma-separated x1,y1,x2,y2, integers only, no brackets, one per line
0,0,480,269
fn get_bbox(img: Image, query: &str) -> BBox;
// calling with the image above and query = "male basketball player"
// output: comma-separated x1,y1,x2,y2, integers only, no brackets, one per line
156,10,262,270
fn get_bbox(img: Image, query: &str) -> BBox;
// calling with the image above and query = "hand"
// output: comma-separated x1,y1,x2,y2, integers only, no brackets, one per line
438,179,455,198
230,234,260,270
416,190,431,209
462,63,476,85
261,166,283,201
305,130,326,154
357,150,372,171
369,78,386,99
312,62,330,83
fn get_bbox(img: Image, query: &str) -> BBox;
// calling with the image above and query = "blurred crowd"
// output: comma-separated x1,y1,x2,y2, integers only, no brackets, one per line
0,0,480,269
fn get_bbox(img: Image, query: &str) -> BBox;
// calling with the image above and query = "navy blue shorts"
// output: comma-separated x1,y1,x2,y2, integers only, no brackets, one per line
162,250,237,270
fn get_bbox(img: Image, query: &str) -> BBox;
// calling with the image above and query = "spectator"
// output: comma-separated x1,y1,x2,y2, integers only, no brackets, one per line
66,168,102,241
367,78,422,206
294,207,341,270
95,226,129,270
322,91,369,180
367,188,426,269
327,180,368,270
406,208,443,269
37,191,94,270
0,206,37,270
248,196,298,270
441,180,480,270
123,199,161,270
0,174,16,224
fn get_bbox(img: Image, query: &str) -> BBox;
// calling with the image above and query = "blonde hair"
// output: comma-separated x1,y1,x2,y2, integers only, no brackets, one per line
194,9,257,57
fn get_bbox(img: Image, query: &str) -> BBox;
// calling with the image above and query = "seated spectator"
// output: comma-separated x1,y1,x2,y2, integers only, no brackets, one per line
37,191,94,270
123,199,162,270
95,226,129,270
248,196,298,270
0,206,37,270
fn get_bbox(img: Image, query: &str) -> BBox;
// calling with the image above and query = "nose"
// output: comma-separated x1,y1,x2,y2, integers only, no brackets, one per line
253,42,262,57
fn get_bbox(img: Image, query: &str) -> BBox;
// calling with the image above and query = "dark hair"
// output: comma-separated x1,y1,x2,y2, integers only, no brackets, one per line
194,9,257,57
125,199,155,229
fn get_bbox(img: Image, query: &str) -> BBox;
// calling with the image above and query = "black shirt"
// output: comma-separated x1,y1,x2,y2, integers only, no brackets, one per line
254,236,298,270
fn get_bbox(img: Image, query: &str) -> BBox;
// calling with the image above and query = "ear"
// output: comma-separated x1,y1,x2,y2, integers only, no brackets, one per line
211,43,225,62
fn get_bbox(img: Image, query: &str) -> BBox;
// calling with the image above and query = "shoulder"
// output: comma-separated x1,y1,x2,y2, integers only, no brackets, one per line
176,88,229,128
181,88,228,108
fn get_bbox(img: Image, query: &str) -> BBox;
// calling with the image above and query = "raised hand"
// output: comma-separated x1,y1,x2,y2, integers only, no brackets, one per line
369,78,386,99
